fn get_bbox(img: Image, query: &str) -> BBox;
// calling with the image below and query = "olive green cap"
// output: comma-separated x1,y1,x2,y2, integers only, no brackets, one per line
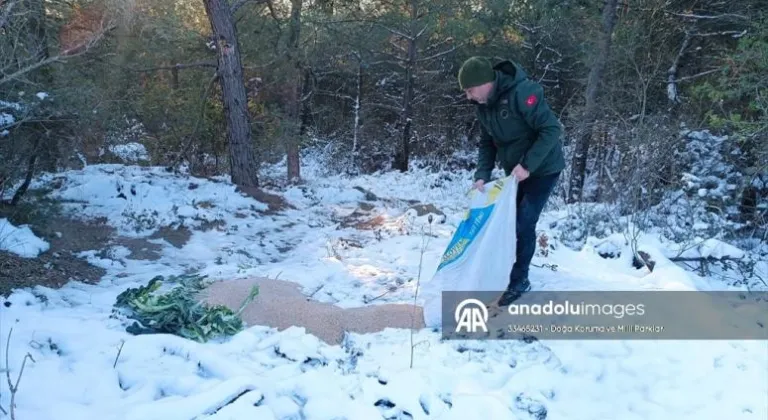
458,56,495,89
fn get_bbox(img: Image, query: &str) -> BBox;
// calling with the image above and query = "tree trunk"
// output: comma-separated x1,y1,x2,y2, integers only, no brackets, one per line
23,0,59,173
594,122,607,202
203,0,259,187
567,0,619,203
11,137,40,206
352,56,362,168
393,0,417,172
300,67,312,136
283,0,303,183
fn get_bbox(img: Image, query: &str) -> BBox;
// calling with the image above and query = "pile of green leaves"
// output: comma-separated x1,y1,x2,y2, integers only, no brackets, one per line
113,273,259,343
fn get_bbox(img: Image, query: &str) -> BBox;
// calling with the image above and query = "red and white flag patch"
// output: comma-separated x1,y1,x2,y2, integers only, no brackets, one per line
526,94,538,107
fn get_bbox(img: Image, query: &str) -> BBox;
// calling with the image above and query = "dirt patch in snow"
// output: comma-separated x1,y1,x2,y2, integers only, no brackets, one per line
32,215,115,255
235,186,294,215
0,250,107,297
113,237,163,261
336,204,389,231
0,210,113,297
0,195,193,296
149,225,192,248
200,277,425,345
33,213,170,262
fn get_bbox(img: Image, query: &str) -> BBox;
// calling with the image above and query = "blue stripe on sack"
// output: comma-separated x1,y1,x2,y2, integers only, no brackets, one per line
436,204,494,271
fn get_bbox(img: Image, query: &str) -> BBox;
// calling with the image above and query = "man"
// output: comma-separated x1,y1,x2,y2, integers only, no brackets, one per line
458,56,565,306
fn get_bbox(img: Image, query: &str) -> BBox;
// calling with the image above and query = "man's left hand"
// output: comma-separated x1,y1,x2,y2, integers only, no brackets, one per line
512,164,529,181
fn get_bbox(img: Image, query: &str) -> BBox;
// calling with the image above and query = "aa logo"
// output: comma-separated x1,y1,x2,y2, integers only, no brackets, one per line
454,298,488,333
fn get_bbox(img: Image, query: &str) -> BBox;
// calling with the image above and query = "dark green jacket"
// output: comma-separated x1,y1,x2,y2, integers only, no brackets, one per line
473,60,565,182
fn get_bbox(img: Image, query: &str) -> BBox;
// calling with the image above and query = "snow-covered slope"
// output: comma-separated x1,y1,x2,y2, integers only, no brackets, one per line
0,159,765,420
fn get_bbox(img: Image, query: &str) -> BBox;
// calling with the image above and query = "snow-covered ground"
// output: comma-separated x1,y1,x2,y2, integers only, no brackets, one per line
0,158,765,420
0,218,50,258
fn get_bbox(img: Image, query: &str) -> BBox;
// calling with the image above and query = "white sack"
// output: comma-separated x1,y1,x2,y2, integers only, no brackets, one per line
421,176,518,328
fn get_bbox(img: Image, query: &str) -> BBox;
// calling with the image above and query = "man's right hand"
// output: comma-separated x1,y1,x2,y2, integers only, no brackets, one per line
473,179,485,192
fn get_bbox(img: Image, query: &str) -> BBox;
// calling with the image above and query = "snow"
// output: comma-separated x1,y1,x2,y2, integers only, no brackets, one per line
29,165,268,237
673,238,747,260
108,142,149,163
0,100,23,111
0,218,50,258
0,112,13,126
0,156,766,419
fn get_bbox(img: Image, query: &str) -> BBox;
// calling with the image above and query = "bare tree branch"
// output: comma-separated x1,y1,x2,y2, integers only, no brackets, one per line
675,68,721,82
369,21,412,41
514,21,542,33
4,327,36,420
415,23,429,39
416,45,456,62
368,58,404,67
134,61,217,72
422,36,455,52
389,39,408,54
0,22,115,86
375,46,410,62
691,29,747,38
669,12,749,20
316,90,355,102
366,102,402,113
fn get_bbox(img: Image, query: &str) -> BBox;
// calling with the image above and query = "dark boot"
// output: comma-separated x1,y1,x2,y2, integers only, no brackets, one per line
497,277,531,306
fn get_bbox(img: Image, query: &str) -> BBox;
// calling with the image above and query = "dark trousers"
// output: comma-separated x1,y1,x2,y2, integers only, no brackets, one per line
508,171,560,285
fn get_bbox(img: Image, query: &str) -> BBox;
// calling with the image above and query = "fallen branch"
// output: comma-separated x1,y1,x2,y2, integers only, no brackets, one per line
668,255,744,263
363,290,390,304
670,255,746,278
531,263,558,271
307,284,324,299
